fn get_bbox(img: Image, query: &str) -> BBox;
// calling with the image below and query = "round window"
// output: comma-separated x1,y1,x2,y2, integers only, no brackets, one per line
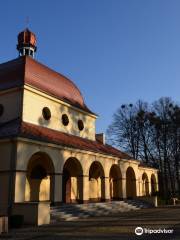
78,120,84,131
0,104,4,117
62,114,69,126
42,107,51,120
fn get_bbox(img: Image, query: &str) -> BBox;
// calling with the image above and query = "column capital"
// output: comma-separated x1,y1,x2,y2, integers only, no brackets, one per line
80,175,89,178
52,172,63,176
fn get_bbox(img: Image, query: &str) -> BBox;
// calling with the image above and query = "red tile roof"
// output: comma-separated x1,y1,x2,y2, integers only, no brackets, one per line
0,119,131,160
0,56,95,115
139,162,156,169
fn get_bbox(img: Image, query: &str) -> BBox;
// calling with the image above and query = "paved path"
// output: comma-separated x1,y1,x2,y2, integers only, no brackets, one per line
1,206,180,240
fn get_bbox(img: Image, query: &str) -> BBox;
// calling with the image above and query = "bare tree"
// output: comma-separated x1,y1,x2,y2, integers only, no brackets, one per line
107,97,180,198
107,102,141,159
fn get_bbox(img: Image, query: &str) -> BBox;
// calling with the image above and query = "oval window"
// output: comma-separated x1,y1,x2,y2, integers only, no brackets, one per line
78,120,84,131
0,104,4,117
42,107,51,120
62,114,69,126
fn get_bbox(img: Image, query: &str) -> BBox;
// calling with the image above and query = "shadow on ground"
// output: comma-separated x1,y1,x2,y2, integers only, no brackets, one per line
2,206,180,240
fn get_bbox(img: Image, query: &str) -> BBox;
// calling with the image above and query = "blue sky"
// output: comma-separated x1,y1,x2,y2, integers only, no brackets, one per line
0,0,180,133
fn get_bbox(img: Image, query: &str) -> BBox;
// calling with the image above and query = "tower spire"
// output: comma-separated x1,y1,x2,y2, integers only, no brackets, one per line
17,28,37,58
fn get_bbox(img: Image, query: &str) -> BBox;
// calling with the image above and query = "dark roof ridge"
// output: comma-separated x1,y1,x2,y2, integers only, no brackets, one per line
0,56,24,71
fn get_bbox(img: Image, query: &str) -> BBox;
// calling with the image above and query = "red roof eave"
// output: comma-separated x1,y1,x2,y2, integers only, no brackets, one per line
20,121,131,159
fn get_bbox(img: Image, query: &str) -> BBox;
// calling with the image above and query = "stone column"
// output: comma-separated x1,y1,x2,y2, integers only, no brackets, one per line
82,175,89,203
148,181,151,195
135,179,140,197
104,177,110,201
139,179,143,196
156,180,159,192
14,171,26,203
121,171,127,199
121,177,127,199
53,173,62,204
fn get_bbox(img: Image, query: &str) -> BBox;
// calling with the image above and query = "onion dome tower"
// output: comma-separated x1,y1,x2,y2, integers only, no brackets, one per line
17,28,37,58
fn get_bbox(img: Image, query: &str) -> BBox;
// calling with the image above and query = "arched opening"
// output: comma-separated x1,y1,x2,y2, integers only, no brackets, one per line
89,161,105,202
25,152,54,202
62,158,83,203
142,173,149,196
109,165,122,200
126,167,136,199
151,174,157,195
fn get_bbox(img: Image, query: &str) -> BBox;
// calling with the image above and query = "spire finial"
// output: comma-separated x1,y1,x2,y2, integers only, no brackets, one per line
25,16,29,28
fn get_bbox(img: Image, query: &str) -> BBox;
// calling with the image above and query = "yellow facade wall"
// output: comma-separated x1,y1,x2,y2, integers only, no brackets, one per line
0,89,22,123
0,141,14,170
0,138,158,215
0,141,15,214
22,86,96,140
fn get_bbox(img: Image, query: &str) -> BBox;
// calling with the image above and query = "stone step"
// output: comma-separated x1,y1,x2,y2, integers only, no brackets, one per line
52,201,138,208
50,200,150,222
51,206,138,215
51,204,139,212
125,200,153,208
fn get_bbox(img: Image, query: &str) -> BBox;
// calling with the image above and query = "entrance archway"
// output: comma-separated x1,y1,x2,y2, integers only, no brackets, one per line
142,173,149,196
126,167,136,199
62,158,83,203
89,161,105,202
109,165,122,200
151,174,157,195
25,152,54,202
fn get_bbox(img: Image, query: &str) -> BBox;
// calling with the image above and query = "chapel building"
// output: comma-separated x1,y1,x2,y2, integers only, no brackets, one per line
0,29,158,224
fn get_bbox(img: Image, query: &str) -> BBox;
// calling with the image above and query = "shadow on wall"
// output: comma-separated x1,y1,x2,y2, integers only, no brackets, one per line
89,161,105,201
25,152,55,202
109,164,123,199
36,102,94,139
151,174,157,195
126,167,137,199
62,157,83,203
142,173,149,196
15,142,144,208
